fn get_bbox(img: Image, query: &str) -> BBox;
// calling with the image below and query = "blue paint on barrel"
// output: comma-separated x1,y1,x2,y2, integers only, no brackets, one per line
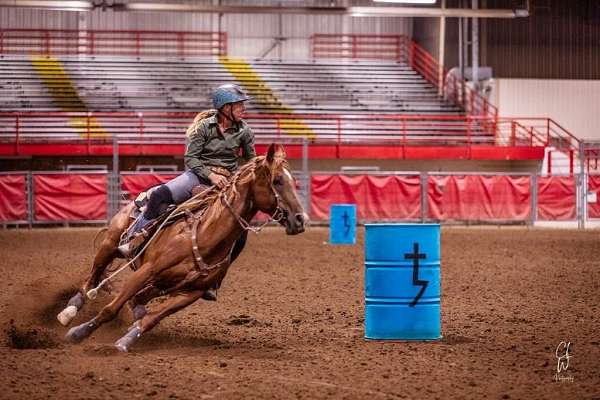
364,223,441,340
329,204,357,245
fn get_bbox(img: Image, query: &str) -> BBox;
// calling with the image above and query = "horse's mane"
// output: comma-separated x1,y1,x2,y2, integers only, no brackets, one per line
173,154,289,228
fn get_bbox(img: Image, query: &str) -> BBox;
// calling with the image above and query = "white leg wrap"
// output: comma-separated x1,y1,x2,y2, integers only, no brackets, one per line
57,305,78,326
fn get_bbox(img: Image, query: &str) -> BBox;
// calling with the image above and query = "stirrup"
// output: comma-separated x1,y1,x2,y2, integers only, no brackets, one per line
118,231,147,258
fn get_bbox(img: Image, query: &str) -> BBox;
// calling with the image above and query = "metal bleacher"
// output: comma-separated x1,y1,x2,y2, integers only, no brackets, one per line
0,54,495,147
0,57,462,114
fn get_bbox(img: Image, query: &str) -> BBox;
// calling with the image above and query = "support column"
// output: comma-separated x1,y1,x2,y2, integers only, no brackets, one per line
438,0,446,96
471,0,479,88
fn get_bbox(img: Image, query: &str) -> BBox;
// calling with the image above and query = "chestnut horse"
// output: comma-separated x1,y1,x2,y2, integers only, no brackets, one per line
59,144,306,351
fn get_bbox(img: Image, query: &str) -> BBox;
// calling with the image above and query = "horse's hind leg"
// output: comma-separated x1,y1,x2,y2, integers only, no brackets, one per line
115,289,204,352
58,205,133,326
83,204,134,294
65,261,156,344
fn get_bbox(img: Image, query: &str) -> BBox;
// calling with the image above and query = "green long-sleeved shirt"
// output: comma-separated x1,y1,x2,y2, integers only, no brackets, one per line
184,114,256,181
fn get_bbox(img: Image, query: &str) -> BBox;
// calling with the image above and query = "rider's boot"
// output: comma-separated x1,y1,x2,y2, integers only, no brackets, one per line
118,215,152,258
202,281,220,301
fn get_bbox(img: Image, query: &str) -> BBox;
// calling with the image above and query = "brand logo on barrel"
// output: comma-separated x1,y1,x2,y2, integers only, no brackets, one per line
342,211,350,236
404,243,428,307
554,341,574,383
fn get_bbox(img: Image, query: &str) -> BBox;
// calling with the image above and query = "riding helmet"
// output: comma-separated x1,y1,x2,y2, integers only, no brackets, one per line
212,84,250,110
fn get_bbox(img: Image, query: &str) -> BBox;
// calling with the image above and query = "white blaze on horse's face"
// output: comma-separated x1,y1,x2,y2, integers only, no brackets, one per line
272,166,306,235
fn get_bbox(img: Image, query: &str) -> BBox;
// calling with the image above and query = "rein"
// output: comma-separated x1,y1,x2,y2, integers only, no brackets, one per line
219,186,285,234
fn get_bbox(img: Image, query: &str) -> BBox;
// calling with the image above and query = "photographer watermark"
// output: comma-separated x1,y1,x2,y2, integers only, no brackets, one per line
554,341,574,383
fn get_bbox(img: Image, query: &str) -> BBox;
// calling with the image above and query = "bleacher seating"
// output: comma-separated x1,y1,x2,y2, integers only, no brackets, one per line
0,56,462,115
0,55,494,145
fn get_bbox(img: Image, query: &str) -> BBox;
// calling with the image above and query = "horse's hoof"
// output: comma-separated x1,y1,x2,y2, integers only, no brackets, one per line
115,326,142,352
132,305,147,321
65,320,97,343
67,292,84,308
57,305,78,326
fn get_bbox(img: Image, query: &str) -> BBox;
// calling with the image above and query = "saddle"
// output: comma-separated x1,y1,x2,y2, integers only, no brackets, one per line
120,183,212,261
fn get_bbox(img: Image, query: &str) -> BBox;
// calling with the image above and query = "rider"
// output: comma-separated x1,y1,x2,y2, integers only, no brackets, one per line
118,83,256,301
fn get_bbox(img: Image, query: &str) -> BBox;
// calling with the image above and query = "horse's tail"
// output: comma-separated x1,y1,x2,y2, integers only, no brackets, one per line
93,227,109,251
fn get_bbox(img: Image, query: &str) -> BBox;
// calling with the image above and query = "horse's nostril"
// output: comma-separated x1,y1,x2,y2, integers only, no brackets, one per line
295,213,304,225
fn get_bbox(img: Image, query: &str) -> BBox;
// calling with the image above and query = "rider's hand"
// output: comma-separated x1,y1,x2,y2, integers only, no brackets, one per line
208,172,228,189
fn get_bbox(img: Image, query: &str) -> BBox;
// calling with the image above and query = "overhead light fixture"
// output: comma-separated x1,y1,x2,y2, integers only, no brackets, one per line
373,0,436,4
0,0,93,11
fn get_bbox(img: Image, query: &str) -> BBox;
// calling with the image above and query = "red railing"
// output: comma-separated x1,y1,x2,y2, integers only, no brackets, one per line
311,34,406,61
311,34,498,122
0,29,227,58
0,111,552,158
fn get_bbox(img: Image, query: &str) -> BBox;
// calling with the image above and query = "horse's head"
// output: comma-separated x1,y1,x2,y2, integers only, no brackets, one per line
253,144,307,235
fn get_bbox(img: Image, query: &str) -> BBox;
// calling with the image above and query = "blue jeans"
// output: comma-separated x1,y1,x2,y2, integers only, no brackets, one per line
164,170,210,204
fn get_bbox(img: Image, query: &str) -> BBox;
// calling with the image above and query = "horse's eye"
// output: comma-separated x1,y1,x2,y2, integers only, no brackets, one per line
273,177,283,187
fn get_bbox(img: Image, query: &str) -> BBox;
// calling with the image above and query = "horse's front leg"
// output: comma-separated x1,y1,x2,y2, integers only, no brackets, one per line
127,284,163,322
115,289,204,352
65,260,158,344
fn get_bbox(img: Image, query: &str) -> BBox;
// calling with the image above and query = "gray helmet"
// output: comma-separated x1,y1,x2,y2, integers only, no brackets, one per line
212,84,250,110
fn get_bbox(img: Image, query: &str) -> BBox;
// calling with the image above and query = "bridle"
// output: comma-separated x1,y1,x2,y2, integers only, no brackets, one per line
220,178,286,234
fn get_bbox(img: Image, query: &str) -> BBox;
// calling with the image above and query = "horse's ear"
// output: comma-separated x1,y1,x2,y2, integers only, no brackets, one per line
266,143,286,164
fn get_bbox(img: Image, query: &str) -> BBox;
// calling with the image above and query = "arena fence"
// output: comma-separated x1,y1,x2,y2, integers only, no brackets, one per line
1,171,597,228
0,112,580,166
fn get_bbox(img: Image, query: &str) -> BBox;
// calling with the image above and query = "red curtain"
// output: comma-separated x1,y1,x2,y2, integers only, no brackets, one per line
537,176,576,220
34,174,107,221
121,174,178,200
588,175,600,219
427,175,531,220
310,174,421,220
0,174,27,221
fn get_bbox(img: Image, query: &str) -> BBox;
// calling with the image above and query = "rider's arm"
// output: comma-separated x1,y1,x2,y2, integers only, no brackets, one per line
184,128,212,181
240,126,256,161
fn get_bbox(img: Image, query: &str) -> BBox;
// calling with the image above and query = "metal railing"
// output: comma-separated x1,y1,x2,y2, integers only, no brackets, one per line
0,112,548,153
0,29,227,59
310,34,498,121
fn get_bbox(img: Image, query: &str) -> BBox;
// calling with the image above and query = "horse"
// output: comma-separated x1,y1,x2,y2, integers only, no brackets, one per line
58,143,307,351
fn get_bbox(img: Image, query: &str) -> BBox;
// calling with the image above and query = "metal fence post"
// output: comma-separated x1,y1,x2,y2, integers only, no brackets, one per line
420,172,428,223
108,136,121,221
302,137,310,215
27,172,33,228
530,173,537,226
579,141,588,229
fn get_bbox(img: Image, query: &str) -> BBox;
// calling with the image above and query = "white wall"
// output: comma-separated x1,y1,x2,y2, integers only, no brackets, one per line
494,79,600,141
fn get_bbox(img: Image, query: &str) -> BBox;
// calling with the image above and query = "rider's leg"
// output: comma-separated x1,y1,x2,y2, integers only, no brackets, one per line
202,231,248,301
231,230,248,263
118,184,174,257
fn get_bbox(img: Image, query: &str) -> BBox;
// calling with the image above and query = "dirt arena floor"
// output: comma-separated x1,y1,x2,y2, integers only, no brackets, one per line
0,226,598,400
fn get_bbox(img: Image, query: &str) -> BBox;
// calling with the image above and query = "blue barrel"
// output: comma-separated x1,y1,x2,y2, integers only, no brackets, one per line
329,204,357,245
364,224,441,340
